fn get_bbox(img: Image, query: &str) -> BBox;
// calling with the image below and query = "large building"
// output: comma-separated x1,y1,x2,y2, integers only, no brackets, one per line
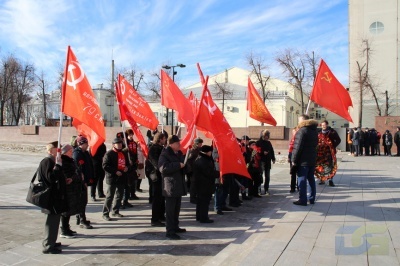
349,0,400,127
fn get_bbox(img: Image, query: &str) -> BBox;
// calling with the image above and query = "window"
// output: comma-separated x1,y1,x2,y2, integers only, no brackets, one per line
369,21,384,34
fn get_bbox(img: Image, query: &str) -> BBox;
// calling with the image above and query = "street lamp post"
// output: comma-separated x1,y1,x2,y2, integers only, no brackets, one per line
162,64,186,135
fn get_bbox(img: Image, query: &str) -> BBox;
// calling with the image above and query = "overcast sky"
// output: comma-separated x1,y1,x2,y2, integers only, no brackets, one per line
0,0,348,90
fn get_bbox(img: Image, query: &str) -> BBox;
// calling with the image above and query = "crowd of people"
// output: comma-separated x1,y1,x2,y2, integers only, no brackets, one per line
37,118,398,253
347,126,400,157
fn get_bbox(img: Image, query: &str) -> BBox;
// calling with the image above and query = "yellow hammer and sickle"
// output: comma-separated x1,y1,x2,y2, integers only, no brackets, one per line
321,72,332,83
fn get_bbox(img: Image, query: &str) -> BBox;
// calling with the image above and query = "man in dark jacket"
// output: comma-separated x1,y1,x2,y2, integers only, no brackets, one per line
102,138,130,221
193,145,217,223
158,135,187,240
394,127,400,156
256,130,276,195
73,135,93,229
147,132,167,227
186,137,203,204
91,142,107,199
291,114,318,206
39,141,67,254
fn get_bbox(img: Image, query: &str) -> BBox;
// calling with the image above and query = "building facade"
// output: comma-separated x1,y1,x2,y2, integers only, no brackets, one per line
349,0,400,128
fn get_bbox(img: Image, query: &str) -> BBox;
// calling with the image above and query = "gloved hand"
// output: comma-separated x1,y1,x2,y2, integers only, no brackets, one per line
290,165,298,175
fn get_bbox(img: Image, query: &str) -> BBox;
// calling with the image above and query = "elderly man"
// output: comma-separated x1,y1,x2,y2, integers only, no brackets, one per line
102,138,131,221
158,135,187,240
39,141,67,254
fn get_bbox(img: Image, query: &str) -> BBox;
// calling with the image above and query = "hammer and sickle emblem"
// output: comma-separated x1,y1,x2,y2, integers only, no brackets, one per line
120,81,126,95
67,61,85,90
321,72,332,83
202,92,217,115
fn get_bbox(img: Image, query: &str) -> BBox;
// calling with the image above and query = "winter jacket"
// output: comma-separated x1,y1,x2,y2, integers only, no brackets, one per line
73,147,94,185
192,152,218,195
146,143,164,183
61,155,84,216
256,138,276,169
352,130,360,146
102,149,130,185
321,126,341,149
37,155,68,215
158,146,187,197
291,119,319,167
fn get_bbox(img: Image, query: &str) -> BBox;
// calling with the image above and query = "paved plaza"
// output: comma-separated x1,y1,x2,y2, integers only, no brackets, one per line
0,151,400,265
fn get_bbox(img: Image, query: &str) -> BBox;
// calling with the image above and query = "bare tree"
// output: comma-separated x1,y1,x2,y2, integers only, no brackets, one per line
36,71,49,124
10,62,35,125
353,39,382,126
214,79,233,114
246,52,270,102
275,49,308,113
121,64,144,92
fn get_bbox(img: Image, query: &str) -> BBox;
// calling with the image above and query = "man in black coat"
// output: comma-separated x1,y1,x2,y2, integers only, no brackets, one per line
38,141,67,254
256,130,276,195
158,135,187,240
147,132,167,227
193,145,217,223
102,138,131,221
91,142,107,199
291,114,318,206
73,136,94,229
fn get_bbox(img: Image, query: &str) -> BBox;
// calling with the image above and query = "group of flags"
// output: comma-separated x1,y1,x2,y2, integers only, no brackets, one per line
60,46,353,180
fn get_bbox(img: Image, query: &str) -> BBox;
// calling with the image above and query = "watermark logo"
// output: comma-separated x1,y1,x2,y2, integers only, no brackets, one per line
335,225,388,255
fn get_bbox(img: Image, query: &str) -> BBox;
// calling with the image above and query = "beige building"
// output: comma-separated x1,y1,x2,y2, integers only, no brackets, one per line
349,0,400,128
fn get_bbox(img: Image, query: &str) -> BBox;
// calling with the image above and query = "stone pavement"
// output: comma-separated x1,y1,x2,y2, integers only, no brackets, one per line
0,151,400,265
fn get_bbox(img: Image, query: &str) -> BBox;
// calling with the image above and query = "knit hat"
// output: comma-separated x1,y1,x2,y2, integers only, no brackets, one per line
76,135,88,145
168,135,180,145
61,144,73,154
200,145,213,153
194,138,203,144
112,137,123,144
242,135,250,141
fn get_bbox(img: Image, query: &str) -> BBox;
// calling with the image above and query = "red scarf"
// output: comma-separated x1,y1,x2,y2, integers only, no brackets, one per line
113,148,126,170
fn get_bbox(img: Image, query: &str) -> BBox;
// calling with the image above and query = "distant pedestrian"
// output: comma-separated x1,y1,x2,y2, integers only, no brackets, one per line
384,130,393,156
186,137,203,204
288,127,298,193
394,127,400,156
352,127,360,156
91,142,107,199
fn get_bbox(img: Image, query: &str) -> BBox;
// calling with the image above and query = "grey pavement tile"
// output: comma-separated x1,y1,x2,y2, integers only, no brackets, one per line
307,246,337,266
286,236,316,253
314,232,336,249
336,254,368,266
34,253,77,265
7,245,41,259
274,249,311,266
0,251,26,265
13,258,53,266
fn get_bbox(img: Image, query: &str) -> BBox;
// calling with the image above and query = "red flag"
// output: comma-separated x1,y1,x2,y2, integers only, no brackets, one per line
196,63,206,85
117,74,158,130
160,70,194,126
61,46,105,156
195,78,250,179
310,59,353,122
115,78,149,158
247,78,277,126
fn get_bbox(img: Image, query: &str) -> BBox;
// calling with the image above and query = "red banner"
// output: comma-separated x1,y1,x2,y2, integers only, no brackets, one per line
61,46,105,156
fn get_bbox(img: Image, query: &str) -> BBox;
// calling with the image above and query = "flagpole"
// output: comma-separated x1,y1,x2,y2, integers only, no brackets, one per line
176,122,182,136
305,99,312,115
57,45,71,155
